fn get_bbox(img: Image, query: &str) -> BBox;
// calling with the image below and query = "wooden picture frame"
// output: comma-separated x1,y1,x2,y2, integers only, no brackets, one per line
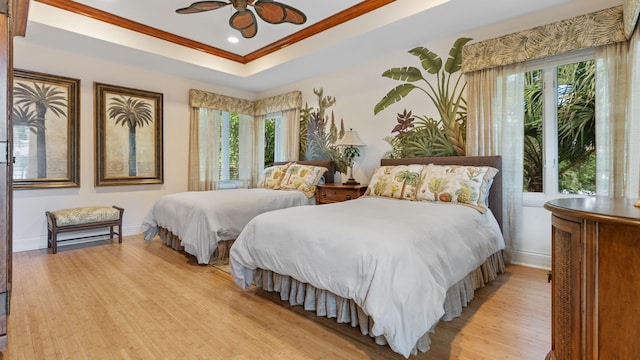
94,82,163,186
12,69,80,189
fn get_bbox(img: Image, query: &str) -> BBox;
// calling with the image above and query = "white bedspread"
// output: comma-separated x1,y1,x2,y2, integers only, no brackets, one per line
142,189,314,264
229,196,505,358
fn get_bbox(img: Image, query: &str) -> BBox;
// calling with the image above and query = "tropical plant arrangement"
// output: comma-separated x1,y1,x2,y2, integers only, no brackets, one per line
374,37,472,158
299,88,349,174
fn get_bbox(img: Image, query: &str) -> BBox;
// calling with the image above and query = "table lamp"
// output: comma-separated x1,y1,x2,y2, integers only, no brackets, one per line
336,129,366,185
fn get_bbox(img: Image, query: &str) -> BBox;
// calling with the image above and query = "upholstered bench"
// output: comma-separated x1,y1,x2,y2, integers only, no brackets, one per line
46,206,124,254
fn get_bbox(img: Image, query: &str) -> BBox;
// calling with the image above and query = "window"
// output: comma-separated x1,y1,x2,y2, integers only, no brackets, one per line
213,111,284,188
189,91,300,191
523,50,596,200
218,112,239,180
263,113,283,169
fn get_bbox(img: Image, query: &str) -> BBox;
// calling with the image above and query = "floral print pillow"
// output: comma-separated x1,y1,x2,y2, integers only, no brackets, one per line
257,163,291,189
277,164,328,197
416,164,499,213
364,164,425,200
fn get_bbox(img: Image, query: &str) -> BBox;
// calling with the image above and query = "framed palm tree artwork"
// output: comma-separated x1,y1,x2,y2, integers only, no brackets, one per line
12,69,80,189
94,82,163,186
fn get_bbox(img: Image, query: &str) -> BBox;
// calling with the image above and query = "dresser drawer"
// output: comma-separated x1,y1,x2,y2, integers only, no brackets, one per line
316,184,367,204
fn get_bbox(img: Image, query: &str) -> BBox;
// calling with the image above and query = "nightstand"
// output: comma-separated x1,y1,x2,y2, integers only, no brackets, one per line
316,183,367,204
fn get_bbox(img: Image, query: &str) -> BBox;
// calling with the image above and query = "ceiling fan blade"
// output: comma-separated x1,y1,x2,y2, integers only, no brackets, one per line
176,1,230,14
230,10,258,38
253,1,306,25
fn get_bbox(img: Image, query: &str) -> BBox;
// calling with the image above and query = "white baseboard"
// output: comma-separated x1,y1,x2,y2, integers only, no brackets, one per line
510,249,551,270
12,235,44,253
13,225,142,253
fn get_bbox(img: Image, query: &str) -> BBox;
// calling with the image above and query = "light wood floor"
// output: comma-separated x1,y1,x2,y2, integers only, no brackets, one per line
4,235,551,359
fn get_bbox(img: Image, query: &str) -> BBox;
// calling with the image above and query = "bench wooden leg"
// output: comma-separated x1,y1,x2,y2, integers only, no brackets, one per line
115,206,124,243
51,228,58,254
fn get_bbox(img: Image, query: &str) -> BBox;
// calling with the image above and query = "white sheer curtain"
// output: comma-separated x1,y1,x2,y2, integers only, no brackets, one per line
238,114,256,187
596,29,640,198
595,41,630,197
251,115,266,187
188,108,220,191
466,63,525,263
628,27,640,198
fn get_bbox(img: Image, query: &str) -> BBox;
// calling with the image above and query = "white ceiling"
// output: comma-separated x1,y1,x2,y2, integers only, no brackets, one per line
75,0,365,56
21,0,623,93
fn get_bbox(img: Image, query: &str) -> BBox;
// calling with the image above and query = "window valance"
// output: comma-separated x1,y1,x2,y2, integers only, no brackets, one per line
462,6,626,73
189,89,302,116
254,91,301,116
626,0,640,38
189,89,255,114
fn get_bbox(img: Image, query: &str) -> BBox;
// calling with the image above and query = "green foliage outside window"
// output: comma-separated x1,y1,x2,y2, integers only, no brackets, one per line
523,60,596,194
264,118,276,168
220,112,240,180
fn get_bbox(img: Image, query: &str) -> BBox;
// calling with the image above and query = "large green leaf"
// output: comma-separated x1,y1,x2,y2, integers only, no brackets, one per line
408,47,441,74
374,84,417,115
444,37,472,74
381,67,424,82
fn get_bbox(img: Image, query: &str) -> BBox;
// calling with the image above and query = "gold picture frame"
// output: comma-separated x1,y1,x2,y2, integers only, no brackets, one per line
94,82,163,186
12,69,80,189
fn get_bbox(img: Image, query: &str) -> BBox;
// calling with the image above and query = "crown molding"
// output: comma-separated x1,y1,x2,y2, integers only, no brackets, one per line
35,0,394,64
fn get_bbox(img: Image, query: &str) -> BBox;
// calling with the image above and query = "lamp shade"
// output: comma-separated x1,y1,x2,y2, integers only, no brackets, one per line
336,129,366,147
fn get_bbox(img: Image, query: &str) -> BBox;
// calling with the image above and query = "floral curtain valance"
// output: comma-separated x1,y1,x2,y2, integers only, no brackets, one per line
189,89,255,114
462,6,626,73
625,0,640,38
254,91,302,116
189,89,301,116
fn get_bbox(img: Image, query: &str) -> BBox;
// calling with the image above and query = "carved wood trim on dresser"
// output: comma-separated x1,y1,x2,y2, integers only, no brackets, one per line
544,197,640,360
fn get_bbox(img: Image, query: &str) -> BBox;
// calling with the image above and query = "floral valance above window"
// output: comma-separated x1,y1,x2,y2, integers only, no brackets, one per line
625,0,640,38
254,91,302,116
462,6,627,73
189,89,255,114
188,89,301,116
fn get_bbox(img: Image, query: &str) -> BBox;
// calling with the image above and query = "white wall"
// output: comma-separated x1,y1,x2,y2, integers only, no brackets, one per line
12,40,255,252
12,26,554,269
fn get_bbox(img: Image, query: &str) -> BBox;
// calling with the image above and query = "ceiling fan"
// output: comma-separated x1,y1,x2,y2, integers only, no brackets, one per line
176,0,307,39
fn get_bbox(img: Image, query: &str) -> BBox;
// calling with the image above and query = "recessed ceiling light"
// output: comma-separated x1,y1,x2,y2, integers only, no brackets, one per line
227,36,239,44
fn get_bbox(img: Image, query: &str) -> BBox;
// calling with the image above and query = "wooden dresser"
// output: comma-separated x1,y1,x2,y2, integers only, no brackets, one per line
544,197,640,360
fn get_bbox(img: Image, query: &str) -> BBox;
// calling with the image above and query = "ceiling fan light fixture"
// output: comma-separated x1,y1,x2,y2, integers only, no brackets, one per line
176,0,307,39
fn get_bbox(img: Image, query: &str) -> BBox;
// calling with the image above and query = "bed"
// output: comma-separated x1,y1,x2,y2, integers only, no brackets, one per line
142,160,334,264
229,156,505,358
